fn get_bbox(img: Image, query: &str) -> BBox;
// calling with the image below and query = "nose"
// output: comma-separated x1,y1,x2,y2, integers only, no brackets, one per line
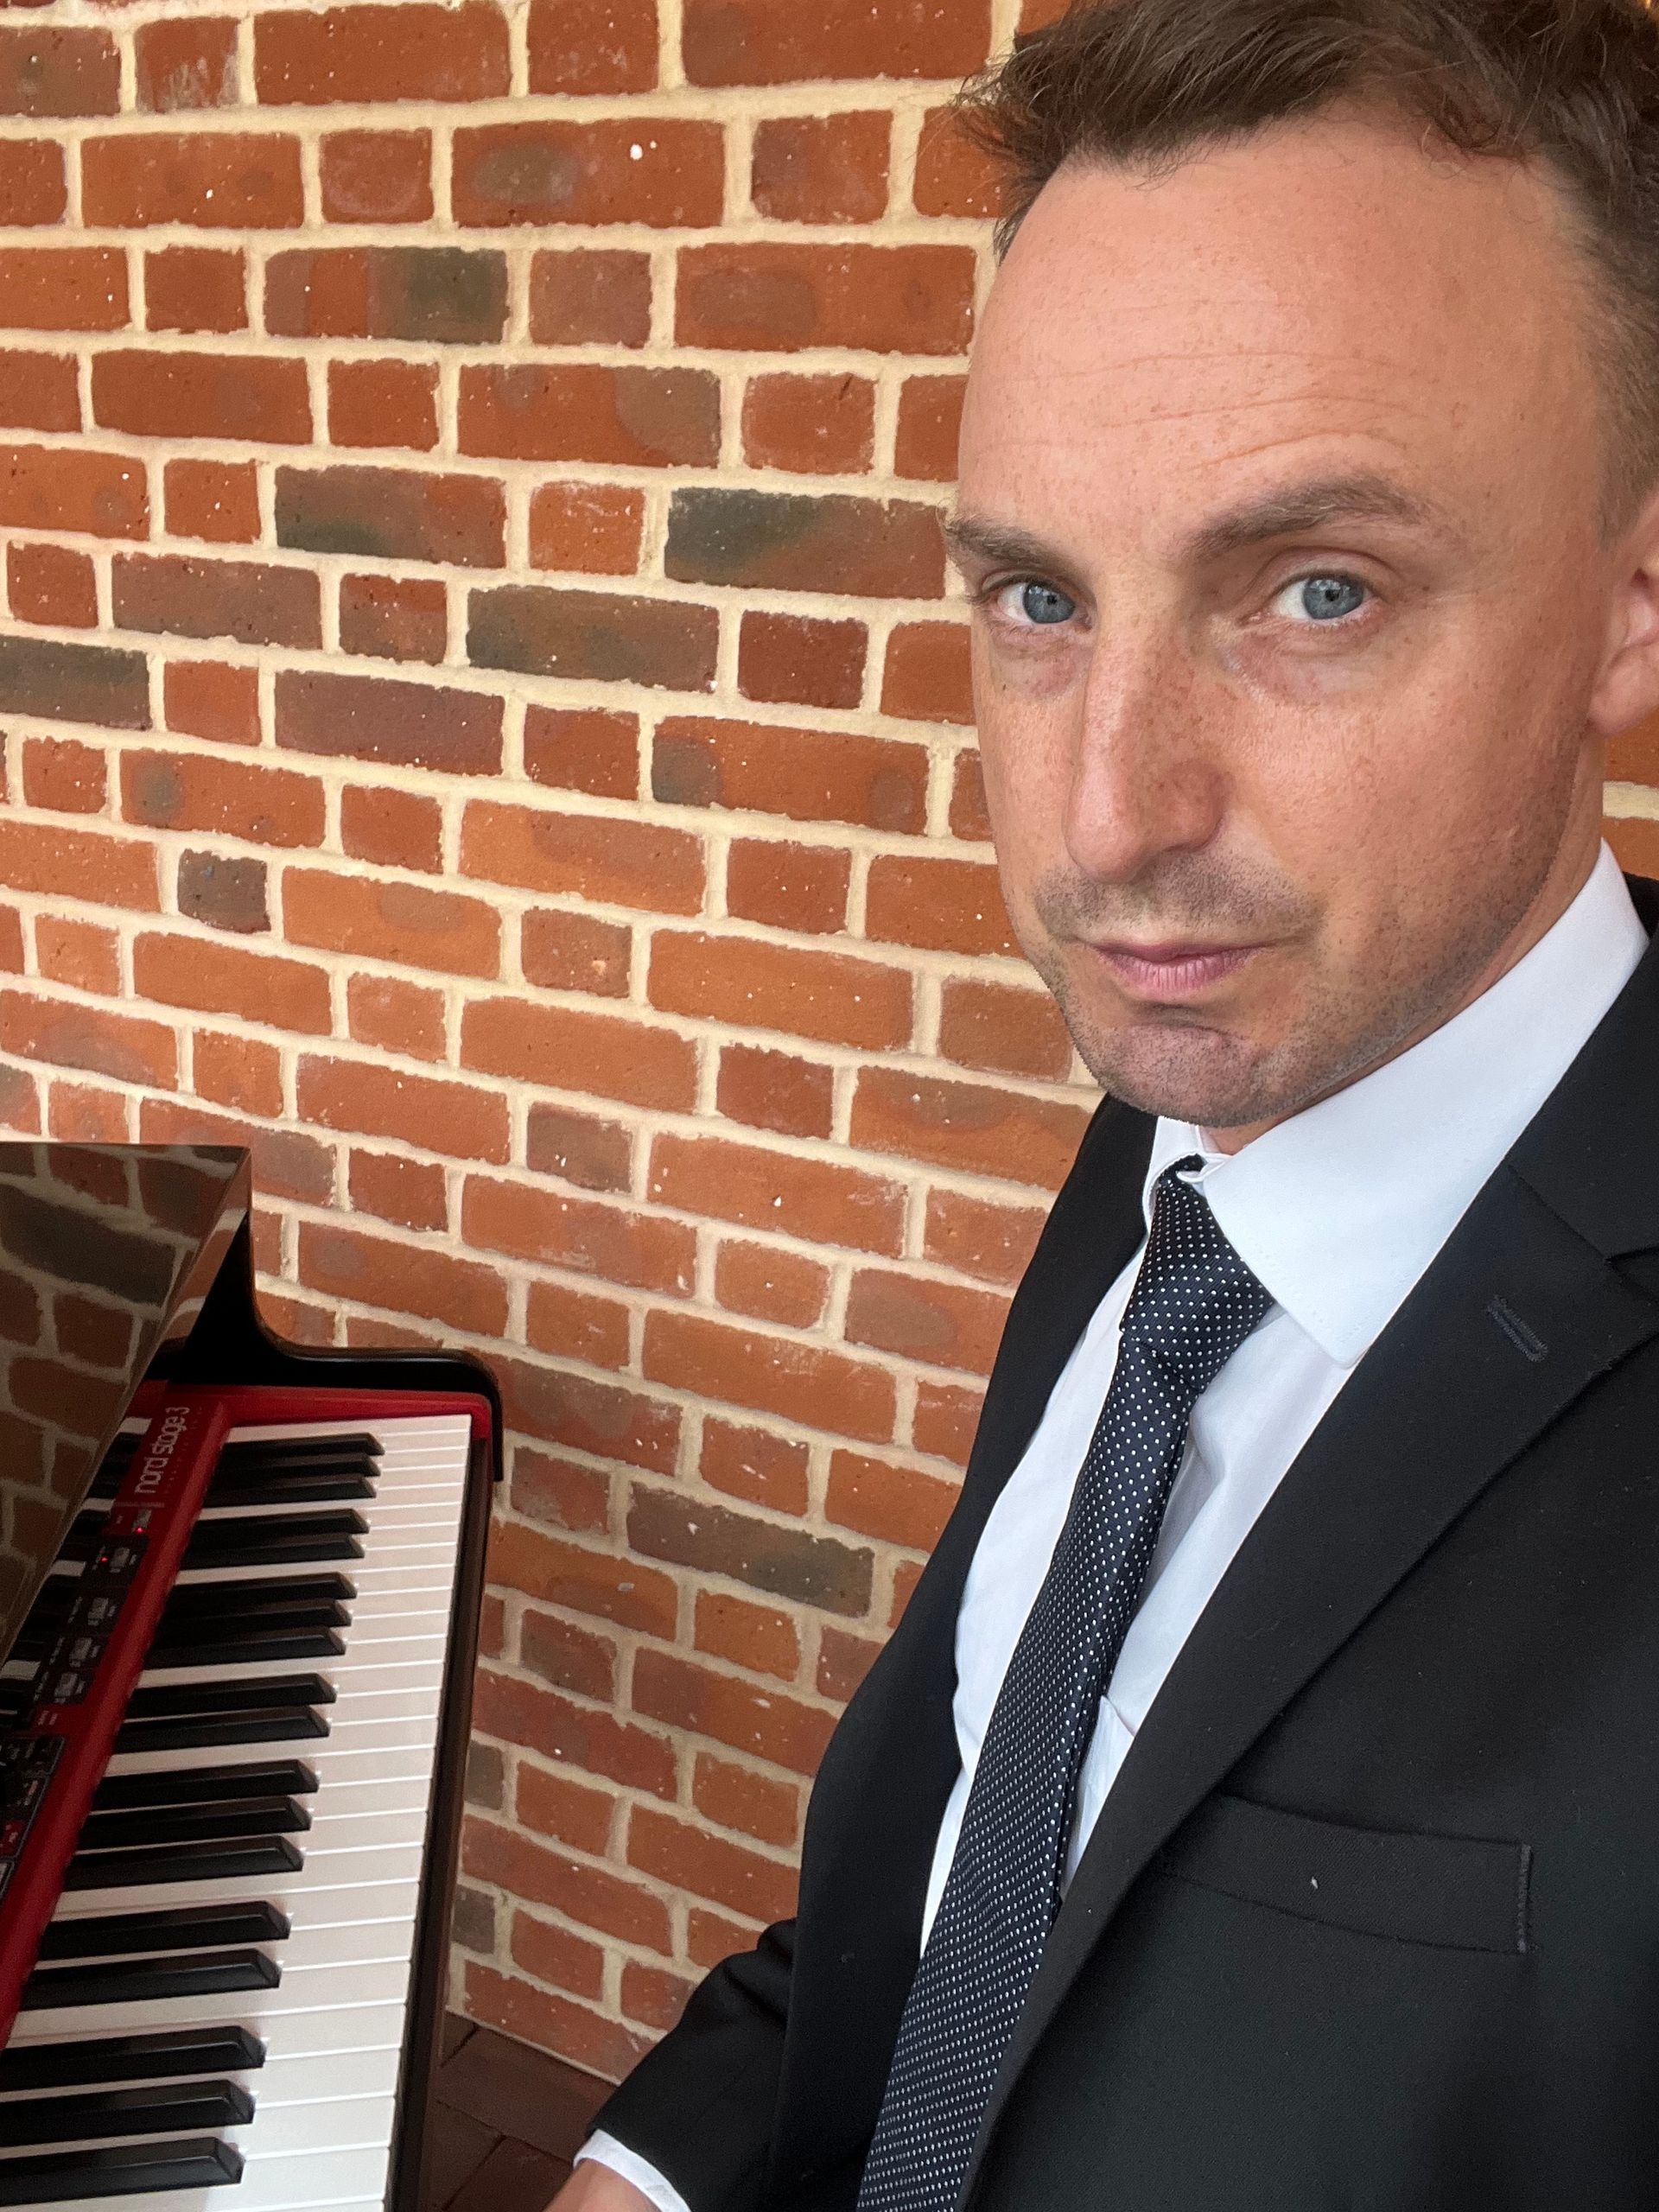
1062,625,1229,887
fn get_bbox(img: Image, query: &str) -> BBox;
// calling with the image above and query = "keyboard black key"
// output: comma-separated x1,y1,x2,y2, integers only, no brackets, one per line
125,1674,336,1719
35,1900,289,1958
183,1510,365,1568
0,2026,264,2094
218,1432,381,1466
0,2136,243,2202
76,1796,310,1852
0,2082,254,2151
92,1763,316,1814
162,1574,355,1618
143,1626,346,1671
63,1834,303,1891
115,1707,328,1755
22,1948,280,2011
205,1471,374,1506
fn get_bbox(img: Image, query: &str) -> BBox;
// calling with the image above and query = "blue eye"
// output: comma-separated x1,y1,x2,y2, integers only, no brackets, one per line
1286,575,1368,622
1018,582,1077,626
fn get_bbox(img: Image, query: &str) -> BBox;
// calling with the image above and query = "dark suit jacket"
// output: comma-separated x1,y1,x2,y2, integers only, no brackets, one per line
594,871,1659,2209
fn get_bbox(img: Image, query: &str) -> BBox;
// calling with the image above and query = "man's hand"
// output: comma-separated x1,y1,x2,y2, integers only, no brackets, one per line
546,2162,659,2212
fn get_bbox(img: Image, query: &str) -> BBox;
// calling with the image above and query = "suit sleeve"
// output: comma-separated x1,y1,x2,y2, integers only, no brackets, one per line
581,1917,797,2212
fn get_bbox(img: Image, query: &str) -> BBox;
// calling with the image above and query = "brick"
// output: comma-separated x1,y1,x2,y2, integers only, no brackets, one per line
700,1415,810,1516
529,250,652,347
520,909,632,998
649,931,912,1050
299,1219,507,1338
510,1907,607,2001
825,1446,959,1549
844,1268,1007,1376
36,917,118,995
8,543,95,629
320,130,432,223
895,374,965,481
0,142,64,226
164,660,258,746
714,1239,830,1330
489,1516,677,1637
0,823,155,911
296,1055,509,1162
114,555,320,650
738,611,865,711
924,1186,1048,1287
514,1760,614,1858
818,1625,882,1703
628,1804,797,1924
741,372,875,478
133,933,332,1033
677,244,973,358
0,445,144,539
0,28,120,118
0,909,23,975
284,869,500,978
465,1739,506,1812
519,1605,618,1701
139,1101,335,1205
913,101,1003,219
0,990,175,1089
725,837,849,936
938,976,1074,1081
493,1356,680,1472
255,3,511,104
136,17,238,112
0,248,126,332
512,1445,614,1535
529,484,645,577
465,992,696,1112
0,638,149,730
529,0,658,92
865,853,1016,957
1606,815,1659,876
468,585,718,695
716,1043,834,1142
621,1961,696,2033
194,1031,282,1119
751,113,888,223
652,716,926,833
459,798,703,915
464,1964,652,2080
524,706,639,802
163,458,259,544
121,750,324,849
950,747,991,839
48,1084,129,1142
692,1750,799,1843
851,1066,1092,1189
525,1278,632,1370
348,1149,447,1233
452,1886,496,1955
472,1669,676,1799
452,120,724,229
93,352,310,445
339,575,448,665
668,488,946,600
265,246,507,346
22,734,104,815
145,247,246,335
883,619,972,724
176,851,269,934
687,1906,762,1971
0,351,77,433
275,670,503,775
327,360,437,453
524,1103,632,1193
683,0,990,82
465,1814,671,1950
0,1065,38,1135
647,1130,902,1254
346,973,446,1060
1608,713,1659,783
643,1309,896,1444
633,1649,830,1776
463,1174,694,1296
81,134,304,231
459,363,718,470
276,464,502,569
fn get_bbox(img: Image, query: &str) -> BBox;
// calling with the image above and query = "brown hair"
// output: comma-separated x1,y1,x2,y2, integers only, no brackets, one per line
952,0,1659,542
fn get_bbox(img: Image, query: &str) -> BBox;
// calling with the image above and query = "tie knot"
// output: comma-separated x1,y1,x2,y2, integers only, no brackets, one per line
1119,1155,1271,1395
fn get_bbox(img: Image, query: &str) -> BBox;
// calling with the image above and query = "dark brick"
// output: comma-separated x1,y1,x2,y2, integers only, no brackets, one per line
0,638,149,730
275,465,504,567
458,363,720,467
276,670,504,776
177,851,270,935
468,586,717,694
264,245,507,344
526,1103,633,1192
627,1484,874,1616
451,1884,496,1955
452,119,723,229
665,488,944,598
528,249,652,346
112,555,321,650
339,574,448,664
465,1738,505,1810
0,28,120,118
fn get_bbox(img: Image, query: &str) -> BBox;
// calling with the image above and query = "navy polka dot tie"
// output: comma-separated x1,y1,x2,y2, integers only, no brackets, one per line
855,1158,1272,2212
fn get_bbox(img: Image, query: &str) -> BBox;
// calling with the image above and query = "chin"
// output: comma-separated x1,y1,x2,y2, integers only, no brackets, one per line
1066,1012,1289,1131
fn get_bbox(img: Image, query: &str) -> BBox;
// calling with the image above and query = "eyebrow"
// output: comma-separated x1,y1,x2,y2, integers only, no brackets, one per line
941,472,1466,578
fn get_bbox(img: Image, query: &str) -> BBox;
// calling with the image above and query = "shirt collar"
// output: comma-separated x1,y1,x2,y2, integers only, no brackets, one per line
1140,842,1652,1368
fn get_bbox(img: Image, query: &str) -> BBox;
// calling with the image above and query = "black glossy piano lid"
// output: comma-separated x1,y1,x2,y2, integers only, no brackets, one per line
0,1144,250,1673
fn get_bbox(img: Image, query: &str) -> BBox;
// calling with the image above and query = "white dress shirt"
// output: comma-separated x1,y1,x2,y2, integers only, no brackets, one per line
580,842,1649,2209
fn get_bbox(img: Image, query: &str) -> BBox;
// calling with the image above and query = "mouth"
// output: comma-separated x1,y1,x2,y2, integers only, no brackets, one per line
1088,939,1264,1002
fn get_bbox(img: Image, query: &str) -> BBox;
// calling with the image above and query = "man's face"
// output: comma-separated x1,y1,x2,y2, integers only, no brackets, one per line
956,106,1653,1140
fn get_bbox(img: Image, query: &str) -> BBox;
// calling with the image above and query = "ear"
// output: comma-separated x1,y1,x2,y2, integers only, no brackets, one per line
1586,476,1659,742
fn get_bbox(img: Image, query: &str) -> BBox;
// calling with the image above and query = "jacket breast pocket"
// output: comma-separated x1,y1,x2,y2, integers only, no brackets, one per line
1151,1792,1533,1956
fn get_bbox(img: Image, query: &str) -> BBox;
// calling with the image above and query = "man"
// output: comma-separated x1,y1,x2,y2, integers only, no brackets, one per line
553,0,1659,2202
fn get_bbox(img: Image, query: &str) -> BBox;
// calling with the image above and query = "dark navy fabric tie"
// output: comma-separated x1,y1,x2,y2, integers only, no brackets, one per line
855,1156,1273,2212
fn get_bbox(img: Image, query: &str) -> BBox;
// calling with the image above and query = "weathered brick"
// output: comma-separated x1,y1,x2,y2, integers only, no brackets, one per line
133,932,332,1033
621,1961,696,2033
489,1516,677,1637
0,351,78,433
299,1219,507,1338
924,1187,1049,1287
520,908,632,998
938,976,1075,1081
339,575,448,664
176,852,270,935
93,352,310,445
320,130,432,223
524,706,639,801
677,243,974,356
346,974,446,1061
141,1098,336,1206
649,930,912,1050
699,1417,810,1516
529,250,652,346
725,837,850,936
471,1669,676,1799
164,661,259,747
652,716,925,832
865,852,1017,957
0,248,127,332
632,1649,831,1775
525,1278,632,1370
468,586,718,695
81,135,305,230
465,1173,694,1296
627,1804,797,1924
146,247,247,336
825,1446,960,1548
518,1605,618,1701
495,1355,680,1472
741,372,875,477
0,991,174,1090
452,119,724,229
348,1149,448,1234
0,639,149,730
121,750,324,849
284,870,500,979
692,1749,800,1843
469,1816,671,1954
113,555,321,650
715,1043,834,1142
844,1268,1007,1376
751,113,889,223
459,364,719,467
738,611,865,710
463,1964,652,2081
851,1066,1092,1189
194,1032,283,1118
647,1130,902,1254
339,785,443,876
459,798,703,915
666,489,945,598
326,360,438,452
714,1239,830,1330
895,374,966,481
683,0,991,82
0,445,143,539
297,1054,510,1162
48,1084,130,1142
529,484,645,578
136,17,238,112
513,1758,615,1853
0,143,65,226
882,617,973,725
643,1309,896,1444
163,458,259,543
817,1624,882,1703
462,995,695,1113
0,28,120,118
950,747,991,839
275,670,503,775
276,464,504,568
265,246,507,345
528,0,658,92
8,544,95,630
255,3,511,104
21,736,103,817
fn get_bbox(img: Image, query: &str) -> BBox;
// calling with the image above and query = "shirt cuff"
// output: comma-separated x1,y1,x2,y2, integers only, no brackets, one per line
574,2132,695,2212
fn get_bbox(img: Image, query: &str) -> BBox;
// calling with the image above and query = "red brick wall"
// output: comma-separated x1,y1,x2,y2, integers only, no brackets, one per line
1,0,1656,2081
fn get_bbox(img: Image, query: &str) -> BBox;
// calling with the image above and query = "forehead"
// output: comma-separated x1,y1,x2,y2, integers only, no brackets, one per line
960,111,1599,550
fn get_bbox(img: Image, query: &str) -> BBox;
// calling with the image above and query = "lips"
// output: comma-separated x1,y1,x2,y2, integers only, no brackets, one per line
1090,941,1260,1000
